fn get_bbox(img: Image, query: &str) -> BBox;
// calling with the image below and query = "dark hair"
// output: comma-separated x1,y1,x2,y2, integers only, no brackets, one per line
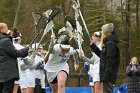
60,36,70,45
12,28,22,41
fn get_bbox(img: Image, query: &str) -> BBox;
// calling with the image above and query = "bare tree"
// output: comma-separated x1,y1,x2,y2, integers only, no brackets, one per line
125,0,131,65
135,0,140,61
13,0,21,28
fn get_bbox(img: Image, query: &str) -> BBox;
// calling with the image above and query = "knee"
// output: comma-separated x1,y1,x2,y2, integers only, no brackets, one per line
58,81,65,88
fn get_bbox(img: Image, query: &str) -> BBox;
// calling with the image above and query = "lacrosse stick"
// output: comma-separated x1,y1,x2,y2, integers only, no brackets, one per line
29,6,61,47
32,12,42,26
37,21,54,49
37,6,61,48
72,0,91,40
64,16,76,41
65,15,83,50
37,8,56,49
75,20,83,50
32,12,42,50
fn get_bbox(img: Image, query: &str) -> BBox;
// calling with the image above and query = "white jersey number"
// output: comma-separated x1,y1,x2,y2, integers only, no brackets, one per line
60,54,70,63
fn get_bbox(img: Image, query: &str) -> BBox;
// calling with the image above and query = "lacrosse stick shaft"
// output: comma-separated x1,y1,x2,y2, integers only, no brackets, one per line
29,7,60,47
78,10,90,38
29,20,50,46
73,0,91,39
42,39,51,47
29,19,50,46
29,31,41,46
37,34,44,48
37,21,54,49
34,25,37,50
32,12,42,26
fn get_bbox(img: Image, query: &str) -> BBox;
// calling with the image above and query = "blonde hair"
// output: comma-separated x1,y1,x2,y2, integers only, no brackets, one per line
100,31,111,48
0,23,8,33
130,57,138,65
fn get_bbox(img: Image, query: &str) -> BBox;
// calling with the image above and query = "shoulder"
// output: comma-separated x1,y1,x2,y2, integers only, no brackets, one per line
126,65,131,68
1,37,10,42
1,38,11,45
105,41,117,48
53,44,61,52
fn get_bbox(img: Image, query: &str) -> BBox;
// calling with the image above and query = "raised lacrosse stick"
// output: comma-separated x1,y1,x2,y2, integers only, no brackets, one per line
37,6,61,48
72,0,91,40
32,12,42,50
37,9,55,49
64,16,76,41
32,12,42,26
65,15,83,50
37,21,54,49
29,6,61,47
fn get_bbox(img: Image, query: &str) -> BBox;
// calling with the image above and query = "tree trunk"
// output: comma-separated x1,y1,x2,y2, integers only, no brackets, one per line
136,0,140,61
13,0,21,28
125,0,131,65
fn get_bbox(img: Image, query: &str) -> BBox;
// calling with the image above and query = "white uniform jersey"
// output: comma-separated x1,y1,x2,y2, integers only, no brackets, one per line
13,43,25,69
88,64,94,76
88,43,101,75
34,53,46,88
91,52,100,74
44,44,76,82
13,43,28,89
84,43,101,83
92,43,101,74
13,43,25,75
92,43,101,83
34,54,45,79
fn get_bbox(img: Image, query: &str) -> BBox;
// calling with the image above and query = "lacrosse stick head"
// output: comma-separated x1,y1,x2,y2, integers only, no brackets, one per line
32,12,42,26
66,21,73,37
43,9,52,18
47,6,61,23
65,16,76,29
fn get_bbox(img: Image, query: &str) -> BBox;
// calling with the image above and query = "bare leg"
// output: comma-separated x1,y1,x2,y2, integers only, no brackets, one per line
21,88,27,93
13,84,19,93
91,86,95,93
50,83,58,93
94,81,103,93
57,71,67,93
27,87,34,93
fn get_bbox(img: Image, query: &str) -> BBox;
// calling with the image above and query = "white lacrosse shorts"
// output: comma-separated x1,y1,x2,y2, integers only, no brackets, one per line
26,69,35,88
93,73,100,83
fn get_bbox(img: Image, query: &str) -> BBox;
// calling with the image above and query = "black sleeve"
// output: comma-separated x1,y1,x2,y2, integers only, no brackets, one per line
135,66,140,76
90,43,101,57
2,38,29,58
103,41,118,78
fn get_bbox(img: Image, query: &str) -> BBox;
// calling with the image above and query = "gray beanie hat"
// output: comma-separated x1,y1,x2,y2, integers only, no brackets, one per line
101,23,114,33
